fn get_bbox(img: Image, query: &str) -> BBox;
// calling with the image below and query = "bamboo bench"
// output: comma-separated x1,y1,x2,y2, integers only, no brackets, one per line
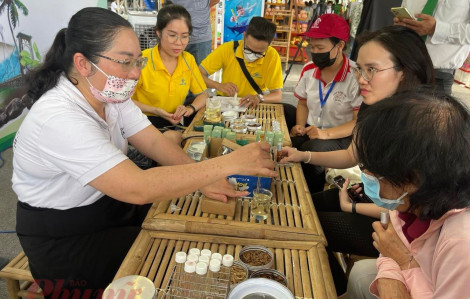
0,252,43,299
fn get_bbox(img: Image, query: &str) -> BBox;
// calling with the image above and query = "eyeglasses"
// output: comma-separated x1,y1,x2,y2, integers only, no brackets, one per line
243,43,266,59
164,33,190,45
351,65,397,82
96,54,148,72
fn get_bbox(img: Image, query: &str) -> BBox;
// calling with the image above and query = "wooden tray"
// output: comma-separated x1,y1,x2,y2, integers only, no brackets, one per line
115,230,336,299
183,103,291,146
143,160,325,244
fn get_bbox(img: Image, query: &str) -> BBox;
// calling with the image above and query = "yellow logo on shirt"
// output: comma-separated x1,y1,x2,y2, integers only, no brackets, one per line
179,78,186,85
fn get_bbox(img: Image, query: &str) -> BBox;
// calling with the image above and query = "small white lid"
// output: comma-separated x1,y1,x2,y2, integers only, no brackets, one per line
187,254,199,263
175,252,187,264
199,255,210,265
189,248,201,256
209,259,221,272
211,253,222,261
184,261,196,273
200,249,212,258
196,262,208,275
222,254,234,267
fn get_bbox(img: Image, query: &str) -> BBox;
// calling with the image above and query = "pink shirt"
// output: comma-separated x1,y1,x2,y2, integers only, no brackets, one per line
370,208,470,298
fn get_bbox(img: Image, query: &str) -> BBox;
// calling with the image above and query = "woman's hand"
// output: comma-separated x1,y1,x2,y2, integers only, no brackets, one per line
239,94,260,109
227,142,277,178
154,107,181,125
339,178,353,212
217,82,238,96
290,125,306,137
305,125,329,140
173,105,194,119
372,221,418,270
200,178,249,202
279,147,310,163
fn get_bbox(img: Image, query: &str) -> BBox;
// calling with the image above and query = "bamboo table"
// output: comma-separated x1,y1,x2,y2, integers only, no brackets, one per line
115,230,336,299
182,103,292,146
143,146,326,244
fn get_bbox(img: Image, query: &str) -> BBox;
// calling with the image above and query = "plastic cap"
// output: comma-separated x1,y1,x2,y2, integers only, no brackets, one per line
175,252,187,264
222,254,234,267
211,253,222,262
189,248,201,256
209,259,221,272
196,262,208,275
200,249,212,258
187,254,199,263
199,255,210,265
184,261,196,273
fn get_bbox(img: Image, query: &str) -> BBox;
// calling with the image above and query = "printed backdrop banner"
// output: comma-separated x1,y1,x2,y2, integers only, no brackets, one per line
0,0,106,151
223,0,264,43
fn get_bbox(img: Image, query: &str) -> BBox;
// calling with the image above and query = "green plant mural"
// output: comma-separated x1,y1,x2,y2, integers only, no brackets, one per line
19,41,40,69
0,0,29,54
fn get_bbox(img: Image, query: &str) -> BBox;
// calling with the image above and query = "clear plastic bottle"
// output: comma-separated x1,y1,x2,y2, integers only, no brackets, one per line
222,254,234,267
195,262,208,298
211,252,222,262
183,260,196,297
206,259,221,295
174,251,187,291
187,253,199,264
189,248,201,257
200,249,212,259
198,255,210,266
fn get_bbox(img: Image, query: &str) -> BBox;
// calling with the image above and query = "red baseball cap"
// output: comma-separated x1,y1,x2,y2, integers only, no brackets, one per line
303,14,349,42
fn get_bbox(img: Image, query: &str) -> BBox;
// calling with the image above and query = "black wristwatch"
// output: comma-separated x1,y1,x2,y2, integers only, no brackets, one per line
186,104,196,113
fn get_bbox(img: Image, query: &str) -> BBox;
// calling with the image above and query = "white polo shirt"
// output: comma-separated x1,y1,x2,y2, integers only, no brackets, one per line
12,75,151,210
402,0,470,70
294,54,362,129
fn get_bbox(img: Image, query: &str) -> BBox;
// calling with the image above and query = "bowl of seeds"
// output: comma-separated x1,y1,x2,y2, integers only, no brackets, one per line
250,269,288,287
230,261,249,289
238,245,273,273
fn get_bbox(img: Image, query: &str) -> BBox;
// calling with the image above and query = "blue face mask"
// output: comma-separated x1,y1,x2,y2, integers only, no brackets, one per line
361,171,408,210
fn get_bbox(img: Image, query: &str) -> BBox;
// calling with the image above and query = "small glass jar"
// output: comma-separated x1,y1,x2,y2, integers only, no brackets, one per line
242,114,257,124
230,123,247,134
246,122,262,132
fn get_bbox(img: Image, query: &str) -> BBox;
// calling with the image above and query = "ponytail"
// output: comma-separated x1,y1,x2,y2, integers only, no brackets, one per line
27,28,70,101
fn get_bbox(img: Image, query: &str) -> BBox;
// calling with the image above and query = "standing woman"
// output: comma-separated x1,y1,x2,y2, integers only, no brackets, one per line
14,7,275,298
132,3,208,144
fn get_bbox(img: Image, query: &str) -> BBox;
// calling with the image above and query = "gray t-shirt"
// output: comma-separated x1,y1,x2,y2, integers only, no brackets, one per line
171,0,212,44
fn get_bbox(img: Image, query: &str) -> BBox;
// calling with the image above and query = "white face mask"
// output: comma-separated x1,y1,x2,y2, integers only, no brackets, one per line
243,52,259,63
85,62,137,104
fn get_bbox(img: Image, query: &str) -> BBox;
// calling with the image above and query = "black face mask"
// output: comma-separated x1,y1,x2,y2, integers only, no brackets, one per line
311,45,337,69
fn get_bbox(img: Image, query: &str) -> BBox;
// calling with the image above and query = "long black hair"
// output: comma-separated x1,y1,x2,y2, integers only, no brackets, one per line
356,26,435,92
27,7,132,101
354,91,470,220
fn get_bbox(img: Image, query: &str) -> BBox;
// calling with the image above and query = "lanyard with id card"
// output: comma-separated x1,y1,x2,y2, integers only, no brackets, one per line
316,80,337,128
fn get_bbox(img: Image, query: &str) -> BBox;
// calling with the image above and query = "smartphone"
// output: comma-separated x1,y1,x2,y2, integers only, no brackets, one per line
348,183,373,204
391,7,416,20
333,175,346,189
334,176,373,204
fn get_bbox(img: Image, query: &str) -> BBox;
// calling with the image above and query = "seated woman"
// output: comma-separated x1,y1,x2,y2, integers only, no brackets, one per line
347,91,470,298
14,7,276,297
281,25,434,296
291,14,362,193
132,3,208,145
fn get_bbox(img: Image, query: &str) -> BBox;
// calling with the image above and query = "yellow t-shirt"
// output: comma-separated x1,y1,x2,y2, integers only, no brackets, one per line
132,46,207,115
200,40,283,97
